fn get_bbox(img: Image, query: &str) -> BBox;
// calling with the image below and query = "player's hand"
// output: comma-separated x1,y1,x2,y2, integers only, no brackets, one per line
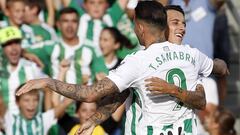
96,72,106,81
16,78,50,96
22,52,44,69
75,120,96,135
60,59,70,73
145,77,177,95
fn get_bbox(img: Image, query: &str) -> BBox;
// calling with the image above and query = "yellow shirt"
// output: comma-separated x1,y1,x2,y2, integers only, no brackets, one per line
68,124,105,135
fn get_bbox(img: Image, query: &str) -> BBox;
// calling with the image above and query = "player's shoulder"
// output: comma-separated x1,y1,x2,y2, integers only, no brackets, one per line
30,40,58,49
0,20,8,28
20,58,38,68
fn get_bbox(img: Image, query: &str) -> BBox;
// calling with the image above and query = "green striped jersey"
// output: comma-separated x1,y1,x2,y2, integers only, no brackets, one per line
0,20,36,48
69,1,124,54
27,40,108,84
124,90,142,135
0,59,46,114
30,23,58,43
4,109,56,135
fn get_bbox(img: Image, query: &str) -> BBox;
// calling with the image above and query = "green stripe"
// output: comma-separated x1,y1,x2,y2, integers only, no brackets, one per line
147,126,153,135
19,116,24,135
27,121,33,135
1,77,9,105
74,48,83,84
18,67,26,85
58,44,65,82
34,116,39,135
131,92,137,135
162,124,173,131
184,118,192,133
40,114,44,135
86,20,94,40
13,115,17,135
121,112,126,135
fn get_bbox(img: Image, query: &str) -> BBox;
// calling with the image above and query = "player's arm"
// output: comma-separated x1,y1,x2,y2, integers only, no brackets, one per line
212,58,229,76
16,77,120,102
77,90,129,135
145,77,206,110
45,0,55,26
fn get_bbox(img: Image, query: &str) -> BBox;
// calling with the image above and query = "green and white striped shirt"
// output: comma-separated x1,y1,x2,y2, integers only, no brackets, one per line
4,109,56,135
0,59,46,114
27,40,108,84
69,1,124,54
30,22,58,43
0,20,36,48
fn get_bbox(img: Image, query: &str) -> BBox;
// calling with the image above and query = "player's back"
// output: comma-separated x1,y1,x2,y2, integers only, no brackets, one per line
129,41,212,127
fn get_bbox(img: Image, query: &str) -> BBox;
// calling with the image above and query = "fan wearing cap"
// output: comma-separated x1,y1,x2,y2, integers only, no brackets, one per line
0,0,36,48
0,26,47,114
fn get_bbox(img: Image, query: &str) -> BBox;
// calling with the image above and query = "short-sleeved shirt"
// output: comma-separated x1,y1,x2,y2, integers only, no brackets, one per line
69,0,124,54
169,0,216,58
107,42,213,134
4,109,57,135
0,59,46,114
30,23,58,43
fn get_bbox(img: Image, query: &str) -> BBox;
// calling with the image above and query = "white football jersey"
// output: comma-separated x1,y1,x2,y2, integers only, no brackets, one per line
107,41,213,134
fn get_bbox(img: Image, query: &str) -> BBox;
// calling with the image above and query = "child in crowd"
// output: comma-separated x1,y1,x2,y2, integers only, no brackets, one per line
0,26,47,114
68,102,105,135
0,85,72,135
24,0,58,43
63,0,129,54
0,0,36,48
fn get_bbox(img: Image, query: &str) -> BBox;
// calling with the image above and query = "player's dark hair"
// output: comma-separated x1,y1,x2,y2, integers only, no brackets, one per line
58,7,79,20
15,83,40,102
25,0,42,15
135,1,167,31
102,27,134,49
165,5,185,17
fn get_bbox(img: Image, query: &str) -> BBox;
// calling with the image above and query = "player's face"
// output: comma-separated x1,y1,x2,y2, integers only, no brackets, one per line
24,6,35,24
3,41,22,66
77,102,97,124
6,2,25,26
100,30,120,56
58,13,79,40
17,94,39,120
167,10,186,45
84,0,108,19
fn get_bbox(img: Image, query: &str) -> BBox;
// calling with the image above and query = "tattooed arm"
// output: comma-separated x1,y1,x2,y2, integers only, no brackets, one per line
76,90,129,135
16,77,120,102
145,77,206,110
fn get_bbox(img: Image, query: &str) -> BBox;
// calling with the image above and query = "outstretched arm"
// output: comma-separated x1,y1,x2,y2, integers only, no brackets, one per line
145,77,206,110
16,77,120,102
77,90,129,135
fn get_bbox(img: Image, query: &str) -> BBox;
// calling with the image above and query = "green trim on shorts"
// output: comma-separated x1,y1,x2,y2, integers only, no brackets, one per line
131,92,137,135
184,118,192,133
162,124,173,131
147,126,153,135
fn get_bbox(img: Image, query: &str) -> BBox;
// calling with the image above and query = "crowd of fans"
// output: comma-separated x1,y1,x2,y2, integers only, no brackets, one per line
0,0,237,135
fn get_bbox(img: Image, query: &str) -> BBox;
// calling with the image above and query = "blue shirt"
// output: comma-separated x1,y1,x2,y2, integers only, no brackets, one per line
170,0,216,58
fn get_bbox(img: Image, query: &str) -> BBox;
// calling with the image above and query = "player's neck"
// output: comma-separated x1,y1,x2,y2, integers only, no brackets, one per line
63,36,79,46
9,19,20,28
31,17,41,25
144,35,166,49
104,53,117,65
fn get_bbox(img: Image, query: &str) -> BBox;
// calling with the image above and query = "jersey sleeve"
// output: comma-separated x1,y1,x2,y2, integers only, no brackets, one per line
105,1,124,26
196,49,213,77
42,110,57,135
4,111,14,135
107,55,139,92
